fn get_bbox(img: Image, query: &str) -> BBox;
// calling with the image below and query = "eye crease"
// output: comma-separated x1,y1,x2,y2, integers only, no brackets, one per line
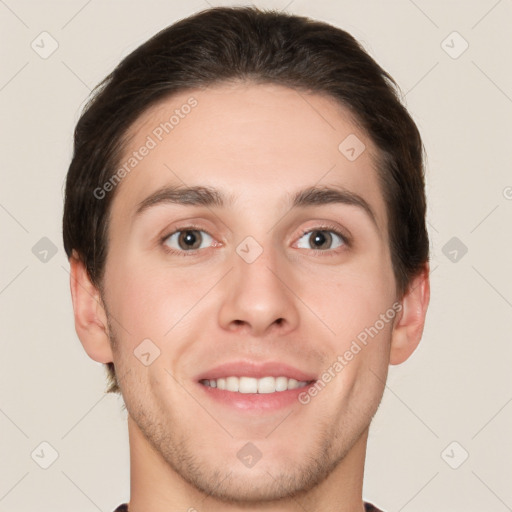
161,225,349,257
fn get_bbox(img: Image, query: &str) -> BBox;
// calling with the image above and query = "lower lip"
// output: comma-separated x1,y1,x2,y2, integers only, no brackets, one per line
196,381,316,412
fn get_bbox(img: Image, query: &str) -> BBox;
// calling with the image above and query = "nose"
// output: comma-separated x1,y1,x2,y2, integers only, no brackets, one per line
217,240,300,337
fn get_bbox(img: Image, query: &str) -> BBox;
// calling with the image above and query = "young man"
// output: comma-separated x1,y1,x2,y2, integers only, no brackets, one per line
63,6,430,512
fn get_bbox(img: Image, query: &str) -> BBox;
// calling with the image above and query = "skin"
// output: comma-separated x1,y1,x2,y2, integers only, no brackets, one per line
69,82,430,512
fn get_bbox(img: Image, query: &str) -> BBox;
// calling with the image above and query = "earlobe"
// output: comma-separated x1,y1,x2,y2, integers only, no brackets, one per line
69,251,114,364
389,263,430,365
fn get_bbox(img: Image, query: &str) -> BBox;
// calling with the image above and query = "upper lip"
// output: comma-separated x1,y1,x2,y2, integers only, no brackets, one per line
195,360,318,382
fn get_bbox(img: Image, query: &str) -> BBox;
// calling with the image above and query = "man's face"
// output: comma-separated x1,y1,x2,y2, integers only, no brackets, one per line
102,82,398,502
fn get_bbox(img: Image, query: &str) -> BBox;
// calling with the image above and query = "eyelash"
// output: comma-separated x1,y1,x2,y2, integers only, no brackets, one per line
159,223,350,258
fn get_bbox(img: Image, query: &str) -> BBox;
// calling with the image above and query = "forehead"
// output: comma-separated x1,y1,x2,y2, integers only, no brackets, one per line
109,82,388,235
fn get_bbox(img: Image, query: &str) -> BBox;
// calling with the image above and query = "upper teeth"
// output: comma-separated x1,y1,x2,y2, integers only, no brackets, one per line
201,376,310,393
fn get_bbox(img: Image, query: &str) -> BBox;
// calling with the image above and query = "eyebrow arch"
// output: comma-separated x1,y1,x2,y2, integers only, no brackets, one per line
291,186,377,227
133,184,378,227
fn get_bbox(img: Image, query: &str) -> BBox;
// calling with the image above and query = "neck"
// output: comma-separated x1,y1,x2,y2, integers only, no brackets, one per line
126,414,368,512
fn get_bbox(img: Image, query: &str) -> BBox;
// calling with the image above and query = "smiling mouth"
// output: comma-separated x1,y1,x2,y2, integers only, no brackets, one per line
199,376,315,394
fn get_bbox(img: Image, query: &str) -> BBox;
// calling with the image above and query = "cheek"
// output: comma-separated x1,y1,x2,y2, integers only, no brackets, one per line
103,256,176,344
106,257,221,352
307,261,396,344
301,258,396,400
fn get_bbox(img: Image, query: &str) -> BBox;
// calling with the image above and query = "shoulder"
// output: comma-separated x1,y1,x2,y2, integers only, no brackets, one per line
113,502,382,511
364,502,385,512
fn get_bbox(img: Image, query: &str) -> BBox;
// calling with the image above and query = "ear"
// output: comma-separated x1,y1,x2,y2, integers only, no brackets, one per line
69,251,114,364
389,263,430,365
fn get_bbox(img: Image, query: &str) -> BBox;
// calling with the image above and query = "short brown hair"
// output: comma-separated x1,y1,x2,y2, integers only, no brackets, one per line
63,6,429,394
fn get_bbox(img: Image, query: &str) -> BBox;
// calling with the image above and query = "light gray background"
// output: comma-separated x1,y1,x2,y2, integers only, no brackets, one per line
1,1,511,511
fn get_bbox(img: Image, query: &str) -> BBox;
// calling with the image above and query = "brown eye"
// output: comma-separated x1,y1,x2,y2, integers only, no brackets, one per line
164,229,213,252
296,229,346,251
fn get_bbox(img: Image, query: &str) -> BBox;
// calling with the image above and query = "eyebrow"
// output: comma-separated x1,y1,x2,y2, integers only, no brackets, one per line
133,184,378,227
